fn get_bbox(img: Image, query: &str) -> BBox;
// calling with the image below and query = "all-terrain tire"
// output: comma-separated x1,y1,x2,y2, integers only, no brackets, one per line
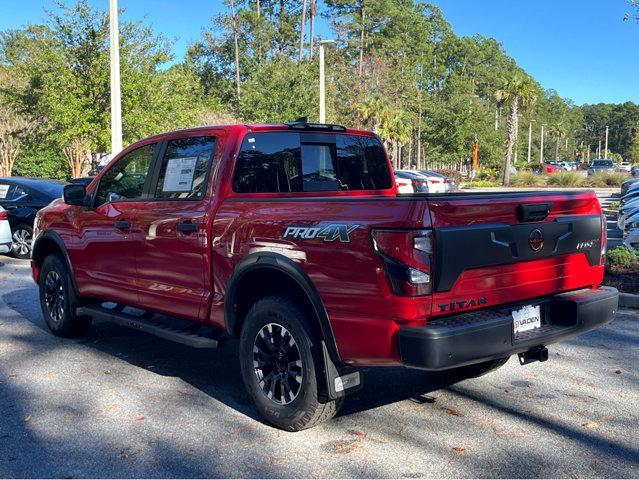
39,255,92,338
239,295,342,431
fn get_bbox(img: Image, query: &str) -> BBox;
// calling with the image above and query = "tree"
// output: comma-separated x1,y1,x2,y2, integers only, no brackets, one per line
2,0,207,178
497,74,538,185
629,124,639,163
299,0,307,61
0,67,33,176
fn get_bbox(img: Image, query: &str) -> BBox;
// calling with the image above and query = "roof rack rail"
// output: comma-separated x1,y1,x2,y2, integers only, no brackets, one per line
285,117,347,132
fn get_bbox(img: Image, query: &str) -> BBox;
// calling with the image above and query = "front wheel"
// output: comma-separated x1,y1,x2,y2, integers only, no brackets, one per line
239,296,342,431
39,255,92,338
11,224,33,259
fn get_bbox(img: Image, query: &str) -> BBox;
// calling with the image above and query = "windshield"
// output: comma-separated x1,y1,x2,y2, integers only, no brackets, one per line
592,160,613,167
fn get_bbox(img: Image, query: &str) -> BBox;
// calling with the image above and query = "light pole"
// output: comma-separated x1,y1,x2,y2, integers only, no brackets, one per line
319,39,336,124
604,125,609,159
527,120,534,163
540,124,546,163
109,0,123,156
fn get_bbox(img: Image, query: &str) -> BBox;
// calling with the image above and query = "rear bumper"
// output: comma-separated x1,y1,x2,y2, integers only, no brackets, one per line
0,241,11,254
398,287,619,370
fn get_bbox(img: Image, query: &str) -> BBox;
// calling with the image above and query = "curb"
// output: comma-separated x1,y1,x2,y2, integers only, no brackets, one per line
619,292,639,309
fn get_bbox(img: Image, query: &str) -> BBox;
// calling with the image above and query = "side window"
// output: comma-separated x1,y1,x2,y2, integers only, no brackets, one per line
234,133,301,193
0,183,15,200
154,136,217,200
12,186,29,201
95,144,155,207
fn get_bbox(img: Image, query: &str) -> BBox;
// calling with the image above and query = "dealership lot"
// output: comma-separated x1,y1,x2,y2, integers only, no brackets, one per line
0,255,637,478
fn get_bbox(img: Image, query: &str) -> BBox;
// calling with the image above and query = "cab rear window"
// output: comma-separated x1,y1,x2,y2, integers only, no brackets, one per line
233,132,392,193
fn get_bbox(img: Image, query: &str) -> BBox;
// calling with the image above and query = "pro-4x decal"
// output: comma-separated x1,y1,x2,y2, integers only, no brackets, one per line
283,224,360,243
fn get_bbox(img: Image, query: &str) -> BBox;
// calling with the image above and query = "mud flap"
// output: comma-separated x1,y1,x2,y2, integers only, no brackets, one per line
321,341,362,401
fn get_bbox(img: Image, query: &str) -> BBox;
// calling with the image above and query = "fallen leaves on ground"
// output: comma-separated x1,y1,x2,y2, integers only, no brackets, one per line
348,429,367,438
444,408,465,417
325,439,362,454
582,421,600,429
452,447,466,453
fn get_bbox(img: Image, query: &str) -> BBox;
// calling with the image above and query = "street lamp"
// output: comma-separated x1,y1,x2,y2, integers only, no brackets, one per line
540,124,546,163
319,39,336,124
109,0,122,156
527,120,535,163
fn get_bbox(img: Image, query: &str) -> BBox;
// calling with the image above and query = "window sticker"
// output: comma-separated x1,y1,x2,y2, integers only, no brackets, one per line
162,157,198,192
0,184,9,199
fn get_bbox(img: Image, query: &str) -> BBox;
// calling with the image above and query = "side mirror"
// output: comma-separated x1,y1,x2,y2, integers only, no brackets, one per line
63,183,87,206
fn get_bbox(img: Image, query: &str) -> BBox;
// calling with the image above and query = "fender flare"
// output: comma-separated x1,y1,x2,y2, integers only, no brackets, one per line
32,230,80,297
224,252,344,366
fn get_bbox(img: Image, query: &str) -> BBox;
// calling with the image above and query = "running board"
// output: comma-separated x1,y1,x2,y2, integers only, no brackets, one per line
77,305,220,349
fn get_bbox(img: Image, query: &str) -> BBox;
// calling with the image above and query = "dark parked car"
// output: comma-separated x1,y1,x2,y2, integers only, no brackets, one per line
587,159,615,176
70,177,95,187
0,177,64,259
631,166,639,177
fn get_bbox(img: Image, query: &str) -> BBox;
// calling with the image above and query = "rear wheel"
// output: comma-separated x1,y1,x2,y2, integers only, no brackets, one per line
441,356,510,380
39,255,92,338
11,224,33,259
239,296,342,431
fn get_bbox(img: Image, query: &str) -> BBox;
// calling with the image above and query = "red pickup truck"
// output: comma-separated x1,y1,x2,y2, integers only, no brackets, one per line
31,121,618,431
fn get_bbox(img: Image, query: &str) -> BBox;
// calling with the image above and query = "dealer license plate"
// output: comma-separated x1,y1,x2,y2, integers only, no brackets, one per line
512,305,541,334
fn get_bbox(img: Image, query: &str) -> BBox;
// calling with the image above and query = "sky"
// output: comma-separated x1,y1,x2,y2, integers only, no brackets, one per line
1,0,637,105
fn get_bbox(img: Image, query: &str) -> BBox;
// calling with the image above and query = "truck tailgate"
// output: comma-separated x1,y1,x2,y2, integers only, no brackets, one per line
426,191,605,317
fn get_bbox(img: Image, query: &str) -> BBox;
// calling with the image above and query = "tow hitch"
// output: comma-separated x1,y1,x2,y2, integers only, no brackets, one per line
518,346,549,365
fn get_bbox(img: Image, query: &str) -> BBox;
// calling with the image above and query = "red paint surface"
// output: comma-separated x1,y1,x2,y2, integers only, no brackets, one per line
34,124,605,367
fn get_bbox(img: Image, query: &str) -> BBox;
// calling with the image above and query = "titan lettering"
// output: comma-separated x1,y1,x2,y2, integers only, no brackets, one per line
438,296,488,313
283,224,360,243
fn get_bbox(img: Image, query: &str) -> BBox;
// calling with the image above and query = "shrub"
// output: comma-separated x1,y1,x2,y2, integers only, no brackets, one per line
464,180,501,187
476,167,500,181
546,172,584,187
510,172,545,187
434,168,463,183
607,246,639,268
582,172,628,188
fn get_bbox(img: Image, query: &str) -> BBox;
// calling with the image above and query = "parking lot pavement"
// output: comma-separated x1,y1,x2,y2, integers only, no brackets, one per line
1,255,638,478
597,190,623,250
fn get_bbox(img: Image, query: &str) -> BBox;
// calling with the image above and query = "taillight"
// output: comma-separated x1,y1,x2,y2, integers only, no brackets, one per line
372,229,433,296
601,213,607,265
412,180,423,186
0,210,7,221
444,179,453,184
397,180,409,187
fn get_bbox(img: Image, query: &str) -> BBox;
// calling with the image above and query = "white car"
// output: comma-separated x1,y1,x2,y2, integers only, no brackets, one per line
559,162,573,171
619,162,632,173
394,176,414,194
622,209,639,234
414,170,447,193
623,228,639,251
0,206,12,254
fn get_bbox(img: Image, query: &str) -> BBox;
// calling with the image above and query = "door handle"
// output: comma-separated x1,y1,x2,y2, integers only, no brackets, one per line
114,220,131,230
177,222,198,234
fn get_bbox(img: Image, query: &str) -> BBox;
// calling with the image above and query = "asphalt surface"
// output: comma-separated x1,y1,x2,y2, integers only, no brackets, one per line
598,190,623,249
0,256,638,478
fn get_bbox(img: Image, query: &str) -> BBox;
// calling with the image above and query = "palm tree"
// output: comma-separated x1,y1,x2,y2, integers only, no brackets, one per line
497,75,538,186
